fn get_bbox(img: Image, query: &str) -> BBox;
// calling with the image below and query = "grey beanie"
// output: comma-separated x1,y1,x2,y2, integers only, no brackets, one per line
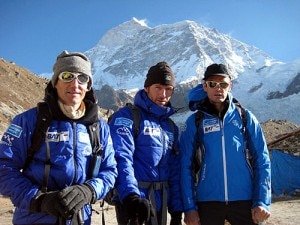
144,61,176,87
52,50,93,88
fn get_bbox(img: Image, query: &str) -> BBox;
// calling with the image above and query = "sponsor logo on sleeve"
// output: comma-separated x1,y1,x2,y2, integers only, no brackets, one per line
114,117,133,127
6,124,22,138
0,134,14,146
116,127,131,136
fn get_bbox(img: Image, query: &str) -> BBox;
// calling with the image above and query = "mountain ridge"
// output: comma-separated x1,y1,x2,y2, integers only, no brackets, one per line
38,18,300,124
84,18,300,124
86,18,275,91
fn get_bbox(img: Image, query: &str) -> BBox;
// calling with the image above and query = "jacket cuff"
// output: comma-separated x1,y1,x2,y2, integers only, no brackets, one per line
84,183,97,204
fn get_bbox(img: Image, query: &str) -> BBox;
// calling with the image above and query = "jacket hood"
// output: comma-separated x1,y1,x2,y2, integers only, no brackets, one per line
188,84,207,111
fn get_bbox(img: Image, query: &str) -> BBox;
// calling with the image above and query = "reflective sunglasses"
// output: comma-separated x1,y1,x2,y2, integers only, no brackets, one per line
205,81,230,89
58,72,90,84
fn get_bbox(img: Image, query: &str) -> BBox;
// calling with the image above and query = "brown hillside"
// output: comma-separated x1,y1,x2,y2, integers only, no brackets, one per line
0,58,48,134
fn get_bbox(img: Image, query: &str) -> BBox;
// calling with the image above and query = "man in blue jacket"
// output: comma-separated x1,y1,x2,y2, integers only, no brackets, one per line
109,62,183,225
180,64,271,225
0,50,117,224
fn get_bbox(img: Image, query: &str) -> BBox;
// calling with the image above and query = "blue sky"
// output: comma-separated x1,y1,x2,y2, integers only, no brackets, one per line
1,0,299,74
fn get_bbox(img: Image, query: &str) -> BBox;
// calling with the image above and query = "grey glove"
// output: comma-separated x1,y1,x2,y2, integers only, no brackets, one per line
29,191,66,217
58,184,95,218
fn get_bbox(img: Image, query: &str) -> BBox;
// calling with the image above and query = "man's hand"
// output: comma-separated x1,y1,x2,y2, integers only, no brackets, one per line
29,191,66,217
123,195,153,225
251,206,270,224
58,184,95,218
184,210,201,225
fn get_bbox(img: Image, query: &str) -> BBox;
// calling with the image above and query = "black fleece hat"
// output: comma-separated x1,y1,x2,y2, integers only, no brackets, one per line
204,63,231,80
144,61,176,87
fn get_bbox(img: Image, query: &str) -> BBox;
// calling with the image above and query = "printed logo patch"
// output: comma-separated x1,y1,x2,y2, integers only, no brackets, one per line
144,126,160,136
232,119,239,127
0,134,14,146
46,131,69,142
7,124,22,138
114,117,133,127
116,127,131,136
165,74,172,81
203,118,220,133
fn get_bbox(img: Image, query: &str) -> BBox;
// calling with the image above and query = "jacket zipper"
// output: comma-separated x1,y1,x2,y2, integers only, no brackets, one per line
72,122,78,183
221,120,228,203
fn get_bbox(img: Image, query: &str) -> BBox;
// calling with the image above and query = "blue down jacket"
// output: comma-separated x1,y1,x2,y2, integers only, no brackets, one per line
180,84,271,212
0,85,117,225
109,89,183,213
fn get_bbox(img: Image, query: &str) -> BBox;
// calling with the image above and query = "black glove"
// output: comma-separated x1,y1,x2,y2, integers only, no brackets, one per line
58,183,95,218
29,191,65,217
69,210,84,225
123,195,152,224
170,211,182,225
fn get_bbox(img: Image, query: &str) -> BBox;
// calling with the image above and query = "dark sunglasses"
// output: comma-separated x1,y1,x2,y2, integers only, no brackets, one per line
58,72,90,84
205,81,230,89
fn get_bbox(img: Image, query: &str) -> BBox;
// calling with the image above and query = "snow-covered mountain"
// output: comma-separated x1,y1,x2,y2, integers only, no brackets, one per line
83,18,300,125
86,17,277,91
232,59,300,124
41,18,300,125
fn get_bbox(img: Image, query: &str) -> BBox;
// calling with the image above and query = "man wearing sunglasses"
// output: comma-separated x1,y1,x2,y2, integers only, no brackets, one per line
109,62,183,225
0,50,117,225
180,64,271,225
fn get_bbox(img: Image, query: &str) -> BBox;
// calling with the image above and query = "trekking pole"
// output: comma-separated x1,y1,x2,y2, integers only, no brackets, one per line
100,200,106,225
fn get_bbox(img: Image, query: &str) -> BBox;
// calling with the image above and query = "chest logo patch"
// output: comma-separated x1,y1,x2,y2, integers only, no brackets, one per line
203,118,220,133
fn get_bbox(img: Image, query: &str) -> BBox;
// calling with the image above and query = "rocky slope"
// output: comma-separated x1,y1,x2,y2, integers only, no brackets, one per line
0,58,47,134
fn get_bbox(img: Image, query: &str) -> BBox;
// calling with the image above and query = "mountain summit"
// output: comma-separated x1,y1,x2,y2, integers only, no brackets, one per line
86,18,274,90
84,18,300,124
